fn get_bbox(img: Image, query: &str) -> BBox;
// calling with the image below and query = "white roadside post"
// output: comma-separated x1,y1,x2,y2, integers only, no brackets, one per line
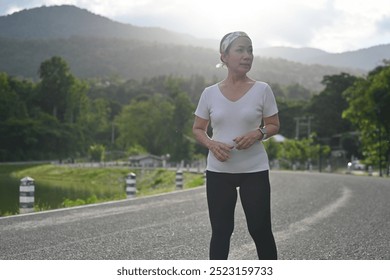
176,170,183,190
19,177,35,214
125,173,136,198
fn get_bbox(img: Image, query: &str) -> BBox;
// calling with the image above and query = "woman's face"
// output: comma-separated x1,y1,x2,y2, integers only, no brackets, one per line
222,37,253,73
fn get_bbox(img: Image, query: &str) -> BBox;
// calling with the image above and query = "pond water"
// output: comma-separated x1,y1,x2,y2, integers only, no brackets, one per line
0,175,125,216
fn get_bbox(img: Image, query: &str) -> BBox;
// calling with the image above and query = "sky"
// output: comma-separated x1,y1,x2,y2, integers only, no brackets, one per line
1,0,390,53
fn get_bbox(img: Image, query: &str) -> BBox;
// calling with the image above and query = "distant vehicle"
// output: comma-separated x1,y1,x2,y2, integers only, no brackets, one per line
347,160,365,170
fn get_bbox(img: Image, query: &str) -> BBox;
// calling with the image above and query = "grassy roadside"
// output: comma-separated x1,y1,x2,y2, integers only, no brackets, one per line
0,164,204,216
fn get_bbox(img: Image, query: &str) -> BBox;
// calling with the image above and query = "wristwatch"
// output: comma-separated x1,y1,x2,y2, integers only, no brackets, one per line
258,127,268,141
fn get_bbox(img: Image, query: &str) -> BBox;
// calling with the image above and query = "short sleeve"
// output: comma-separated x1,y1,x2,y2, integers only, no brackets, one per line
263,84,278,118
194,88,210,120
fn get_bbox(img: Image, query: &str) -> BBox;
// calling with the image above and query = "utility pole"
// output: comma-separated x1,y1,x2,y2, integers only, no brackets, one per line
294,116,314,139
376,108,383,177
378,128,383,177
307,116,313,137
111,122,115,145
294,117,300,139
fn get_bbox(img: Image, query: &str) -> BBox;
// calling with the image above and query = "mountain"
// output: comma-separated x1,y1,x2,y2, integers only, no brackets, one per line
307,45,390,70
258,45,390,71
0,5,216,48
258,47,330,62
1,35,356,92
0,5,381,92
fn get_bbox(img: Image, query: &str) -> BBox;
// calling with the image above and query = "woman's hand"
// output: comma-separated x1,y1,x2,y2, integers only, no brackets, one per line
233,130,261,150
234,114,280,150
208,141,234,162
193,116,234,162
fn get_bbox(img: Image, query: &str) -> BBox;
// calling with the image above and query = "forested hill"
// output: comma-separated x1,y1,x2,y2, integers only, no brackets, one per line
0,36,360,92
0,4,378,91
258,45,390,71
0,5,216,48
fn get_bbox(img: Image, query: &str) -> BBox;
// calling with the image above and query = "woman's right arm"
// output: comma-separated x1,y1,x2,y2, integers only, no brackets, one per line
192,116,233,162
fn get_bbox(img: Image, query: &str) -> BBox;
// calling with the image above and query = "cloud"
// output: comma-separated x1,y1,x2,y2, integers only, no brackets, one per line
249,1,343,48
3,0,43,15
376,15,390,33
0,0,389,52
4,6,23,14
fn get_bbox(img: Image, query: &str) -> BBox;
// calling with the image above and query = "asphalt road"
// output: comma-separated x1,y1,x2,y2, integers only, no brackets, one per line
0,171,389,260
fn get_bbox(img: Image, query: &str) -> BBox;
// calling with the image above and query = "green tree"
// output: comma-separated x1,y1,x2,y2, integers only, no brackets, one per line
127,144,147,156
37,56,76,122
285,83,312,100
115,94,174,155
83,98,112,146
89,144,105,162
279,137,330,170
343,64,390,174
0,73,28,121
263,138,281,162
165,77,195,162
0,73,35,160
36,56,91,160
276,99,307,138
307,73,357,139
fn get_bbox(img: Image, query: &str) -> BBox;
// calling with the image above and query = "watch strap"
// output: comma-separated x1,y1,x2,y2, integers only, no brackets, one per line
258,127,267,141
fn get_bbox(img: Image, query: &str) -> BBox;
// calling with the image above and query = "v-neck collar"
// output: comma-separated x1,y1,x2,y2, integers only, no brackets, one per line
217,81,257,103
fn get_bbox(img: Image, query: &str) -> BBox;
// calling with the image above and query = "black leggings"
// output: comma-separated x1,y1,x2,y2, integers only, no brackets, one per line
206,170,277,260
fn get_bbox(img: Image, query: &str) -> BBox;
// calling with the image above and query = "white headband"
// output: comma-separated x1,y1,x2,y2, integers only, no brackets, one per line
216,31,250,68
220,31,250,54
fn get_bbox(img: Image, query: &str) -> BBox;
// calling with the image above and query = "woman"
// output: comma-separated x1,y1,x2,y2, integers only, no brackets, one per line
193,31,279,260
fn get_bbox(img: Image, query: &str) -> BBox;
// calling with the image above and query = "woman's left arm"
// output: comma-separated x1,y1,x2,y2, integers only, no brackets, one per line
262,113,280,140
233,113,280,150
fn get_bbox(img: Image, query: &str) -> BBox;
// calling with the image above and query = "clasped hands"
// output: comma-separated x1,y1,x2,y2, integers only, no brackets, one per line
209,130,261,162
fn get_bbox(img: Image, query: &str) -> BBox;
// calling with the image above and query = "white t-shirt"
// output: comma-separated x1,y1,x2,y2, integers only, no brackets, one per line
194,81,278,173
